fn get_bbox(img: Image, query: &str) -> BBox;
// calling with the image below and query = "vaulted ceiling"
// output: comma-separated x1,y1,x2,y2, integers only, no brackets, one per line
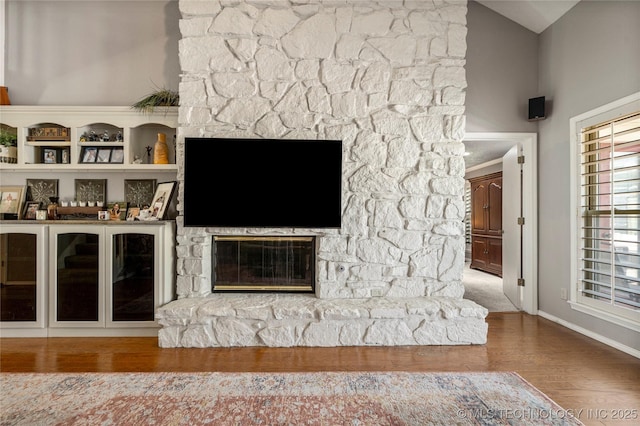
464,1,582,169
476,0,581,34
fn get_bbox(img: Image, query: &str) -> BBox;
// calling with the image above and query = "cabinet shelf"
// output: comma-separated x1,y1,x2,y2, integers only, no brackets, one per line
0,163,177,172
78,142,124,147
26,140,71,146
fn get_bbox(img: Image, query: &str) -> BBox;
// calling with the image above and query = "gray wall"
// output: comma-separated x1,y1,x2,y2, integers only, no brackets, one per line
537,0,640,349
4,0,180,105
465,1,538,133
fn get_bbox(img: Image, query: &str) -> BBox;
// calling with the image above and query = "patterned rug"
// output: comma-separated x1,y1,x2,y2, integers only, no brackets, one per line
1,371,582,425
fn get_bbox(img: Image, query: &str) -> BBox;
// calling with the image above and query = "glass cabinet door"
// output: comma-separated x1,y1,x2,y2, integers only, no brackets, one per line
0,226,47,332
1,223,171,335
0,233,37,322
109,232,155,323
53,230,101,323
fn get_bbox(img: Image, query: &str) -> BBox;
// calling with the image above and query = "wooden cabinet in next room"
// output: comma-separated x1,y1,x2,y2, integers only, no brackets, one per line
470,235,502,277
469,172,502,276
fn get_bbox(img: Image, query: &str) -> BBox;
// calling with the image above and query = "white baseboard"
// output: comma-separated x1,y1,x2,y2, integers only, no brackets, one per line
537,310,640,359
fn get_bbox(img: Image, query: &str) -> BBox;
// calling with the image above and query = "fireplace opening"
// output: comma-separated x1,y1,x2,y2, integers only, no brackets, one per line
212,236,315,293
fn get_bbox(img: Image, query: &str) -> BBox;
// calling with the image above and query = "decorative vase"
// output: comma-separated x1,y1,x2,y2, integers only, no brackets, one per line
153,132,169,164
0,146,17,164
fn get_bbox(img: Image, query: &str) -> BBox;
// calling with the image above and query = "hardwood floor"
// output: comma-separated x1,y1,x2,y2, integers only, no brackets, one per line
1,312,639,425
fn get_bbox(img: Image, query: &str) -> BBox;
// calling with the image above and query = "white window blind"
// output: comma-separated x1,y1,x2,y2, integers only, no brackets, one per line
580,111,640,315
465,180,471,246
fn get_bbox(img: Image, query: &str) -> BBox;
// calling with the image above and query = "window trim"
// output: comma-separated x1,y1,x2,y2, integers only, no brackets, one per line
569,92,640,332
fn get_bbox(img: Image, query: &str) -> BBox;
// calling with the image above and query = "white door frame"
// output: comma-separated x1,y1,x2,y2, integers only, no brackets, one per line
464,132,538,314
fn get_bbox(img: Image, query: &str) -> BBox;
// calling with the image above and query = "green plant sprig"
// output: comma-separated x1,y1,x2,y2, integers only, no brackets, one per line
0,128,17,147
131,89,179,114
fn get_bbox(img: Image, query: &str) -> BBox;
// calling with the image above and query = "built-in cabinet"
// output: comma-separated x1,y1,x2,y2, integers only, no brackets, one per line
0,222,174,337
0,107,178,337
469,172,503,276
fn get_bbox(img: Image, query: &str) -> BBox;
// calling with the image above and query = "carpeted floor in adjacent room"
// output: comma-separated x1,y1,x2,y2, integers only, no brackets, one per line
463,262,519,312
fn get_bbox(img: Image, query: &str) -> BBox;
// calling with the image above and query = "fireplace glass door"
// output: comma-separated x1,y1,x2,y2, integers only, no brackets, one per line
213,236,314,292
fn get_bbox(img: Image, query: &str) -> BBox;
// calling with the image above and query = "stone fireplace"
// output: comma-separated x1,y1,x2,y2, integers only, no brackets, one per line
156,0,488,347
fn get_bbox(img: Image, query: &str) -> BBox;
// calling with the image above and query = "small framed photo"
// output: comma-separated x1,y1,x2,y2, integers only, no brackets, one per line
107,201,127,221
149,181,176,220
0,185,26,219
96,148,111,163
23,201,41,220
110,147,124,164
60,148,70,164
81,147,98,163
126,206,140,221
43,148,58,164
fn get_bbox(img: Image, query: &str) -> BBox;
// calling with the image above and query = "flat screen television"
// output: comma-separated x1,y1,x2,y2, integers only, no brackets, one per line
183,137,343,228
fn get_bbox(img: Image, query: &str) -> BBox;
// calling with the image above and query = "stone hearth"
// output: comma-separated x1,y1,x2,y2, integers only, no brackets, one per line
157,295,487,347
158,0,488,348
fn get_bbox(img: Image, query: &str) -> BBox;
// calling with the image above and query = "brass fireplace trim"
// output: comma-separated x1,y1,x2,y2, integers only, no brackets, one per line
214,236,314,243
211,285,313,292
212,235,315,293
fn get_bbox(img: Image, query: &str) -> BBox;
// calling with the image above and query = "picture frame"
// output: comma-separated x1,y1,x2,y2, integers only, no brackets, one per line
149,181,176,220
0,185,26,219
96,148,111,163
107,201,127,221
42,148,58,164
124,179,156,208
26,179,59,205
23,201,41,220
75,179,107,203
110,147,124,164
81,147,98,163
126,206,140,221
60,148,70,164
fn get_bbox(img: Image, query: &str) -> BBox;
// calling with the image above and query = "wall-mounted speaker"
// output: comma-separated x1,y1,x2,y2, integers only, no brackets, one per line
528,96,545,121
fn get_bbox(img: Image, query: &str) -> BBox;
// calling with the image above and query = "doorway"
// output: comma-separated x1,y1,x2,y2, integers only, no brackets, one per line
463,132,538,314
463,261,517,312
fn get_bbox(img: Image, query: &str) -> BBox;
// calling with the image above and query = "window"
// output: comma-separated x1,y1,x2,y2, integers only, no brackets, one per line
571,95,640,329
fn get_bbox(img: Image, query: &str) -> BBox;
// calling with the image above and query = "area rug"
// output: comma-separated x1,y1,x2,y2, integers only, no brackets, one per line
0,371,582,425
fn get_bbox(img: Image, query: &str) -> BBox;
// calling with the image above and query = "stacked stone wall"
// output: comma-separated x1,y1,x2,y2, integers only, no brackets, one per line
160,0,487,347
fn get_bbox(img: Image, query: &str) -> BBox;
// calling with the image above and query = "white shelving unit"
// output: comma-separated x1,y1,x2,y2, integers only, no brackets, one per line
0,106,179,337
0,106,178,171
0,105,179,209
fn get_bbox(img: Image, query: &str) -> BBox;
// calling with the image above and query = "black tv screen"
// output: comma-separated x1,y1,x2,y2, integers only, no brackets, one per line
183,138,342,228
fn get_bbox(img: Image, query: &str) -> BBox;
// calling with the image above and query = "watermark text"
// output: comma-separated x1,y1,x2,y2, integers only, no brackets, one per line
456,407,638,421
